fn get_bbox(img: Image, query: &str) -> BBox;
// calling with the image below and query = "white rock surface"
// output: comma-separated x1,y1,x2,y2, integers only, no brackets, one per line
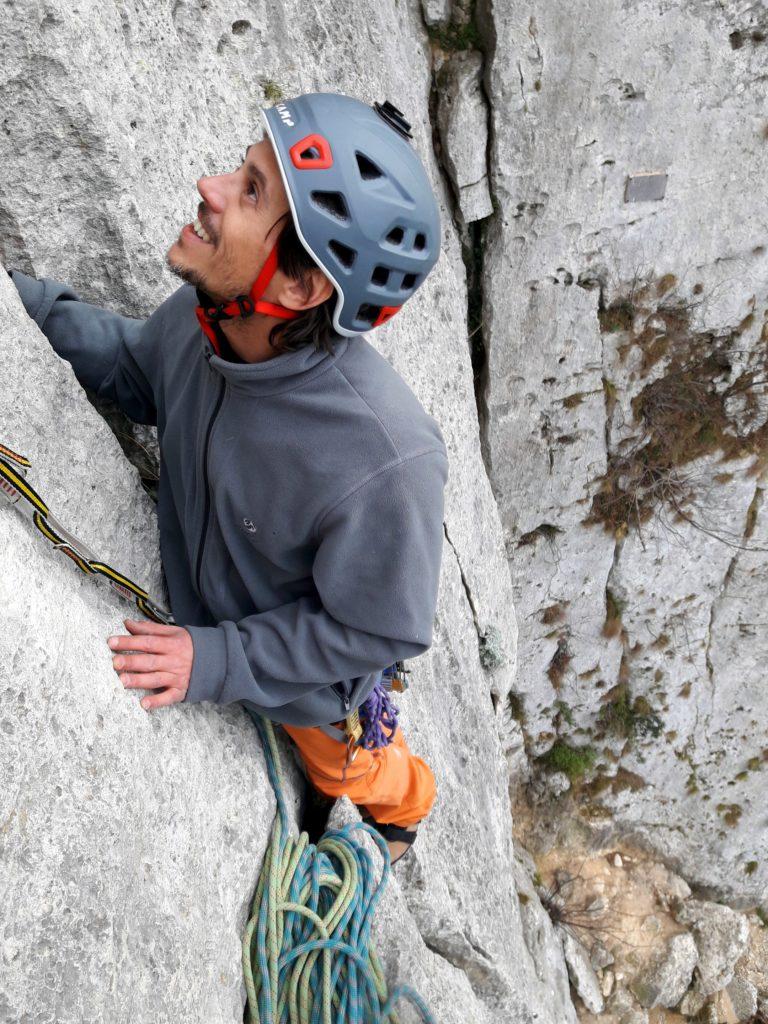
0,269,288,1023
421,0,452,28
676,898,751,997
559,927,605,1014
631,932,698,1009
436,51,493,223
726,976,758,1022
0,1,577,1021
479,0,768,900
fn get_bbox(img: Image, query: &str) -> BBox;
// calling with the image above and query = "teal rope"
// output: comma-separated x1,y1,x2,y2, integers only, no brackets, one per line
243,714,436,1024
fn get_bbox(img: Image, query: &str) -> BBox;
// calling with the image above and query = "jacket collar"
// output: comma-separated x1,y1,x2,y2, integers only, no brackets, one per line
190,287,351,396
205,336,349,395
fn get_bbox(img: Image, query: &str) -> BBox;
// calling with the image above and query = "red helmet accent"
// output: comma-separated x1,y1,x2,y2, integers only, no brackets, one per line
373,305,401,327
289,133,333,170
194,239,300,355
195,305,222,355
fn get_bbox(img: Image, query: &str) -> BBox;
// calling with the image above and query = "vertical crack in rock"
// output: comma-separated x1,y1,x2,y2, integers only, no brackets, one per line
422,1,497,480
444,521,482,644
516,60,527,112
703,482,763,718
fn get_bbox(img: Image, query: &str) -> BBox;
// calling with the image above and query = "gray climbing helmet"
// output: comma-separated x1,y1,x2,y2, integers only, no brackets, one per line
261,92,441,337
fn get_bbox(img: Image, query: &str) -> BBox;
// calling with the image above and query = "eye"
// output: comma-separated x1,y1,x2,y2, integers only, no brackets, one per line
246,179,259,202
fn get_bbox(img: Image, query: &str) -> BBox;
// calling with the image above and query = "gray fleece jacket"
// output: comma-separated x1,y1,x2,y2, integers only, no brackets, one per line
9,270,449,727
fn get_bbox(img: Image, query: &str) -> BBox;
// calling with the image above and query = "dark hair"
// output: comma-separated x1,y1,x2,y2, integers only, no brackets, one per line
267,213,341,355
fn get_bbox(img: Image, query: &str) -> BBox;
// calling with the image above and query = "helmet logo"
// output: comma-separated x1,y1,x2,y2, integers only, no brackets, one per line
276,103,295,127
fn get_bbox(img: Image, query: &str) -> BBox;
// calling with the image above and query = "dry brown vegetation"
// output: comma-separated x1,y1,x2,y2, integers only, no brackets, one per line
587,273,768,538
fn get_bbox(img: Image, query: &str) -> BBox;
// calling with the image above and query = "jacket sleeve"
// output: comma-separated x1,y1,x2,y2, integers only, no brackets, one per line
9,269,160,425
182,448,449,709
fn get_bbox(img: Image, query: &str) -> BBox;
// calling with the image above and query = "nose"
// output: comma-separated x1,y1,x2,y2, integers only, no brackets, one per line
196,172,229,215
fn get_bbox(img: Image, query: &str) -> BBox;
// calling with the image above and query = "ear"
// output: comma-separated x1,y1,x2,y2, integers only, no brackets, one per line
276,267,334,312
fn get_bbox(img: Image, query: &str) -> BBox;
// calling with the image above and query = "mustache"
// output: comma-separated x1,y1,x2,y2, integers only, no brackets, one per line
196,204,217,243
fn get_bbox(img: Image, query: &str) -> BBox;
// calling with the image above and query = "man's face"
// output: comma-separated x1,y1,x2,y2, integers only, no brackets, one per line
166,138,291,302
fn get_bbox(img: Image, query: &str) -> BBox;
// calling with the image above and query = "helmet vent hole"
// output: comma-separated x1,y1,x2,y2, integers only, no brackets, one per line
311,191,350,222
356,152,384,180
356,303,380,326
328,239,357,269
301,145,321,161
371,265,390,287
402,273,418,290
386,226,405,246
414,233,426,250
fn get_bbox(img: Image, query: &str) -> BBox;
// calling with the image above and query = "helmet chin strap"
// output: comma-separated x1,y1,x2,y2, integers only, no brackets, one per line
194,240,300,356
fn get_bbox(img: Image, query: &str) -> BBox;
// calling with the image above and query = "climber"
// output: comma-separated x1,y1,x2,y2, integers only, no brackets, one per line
8,92,447,865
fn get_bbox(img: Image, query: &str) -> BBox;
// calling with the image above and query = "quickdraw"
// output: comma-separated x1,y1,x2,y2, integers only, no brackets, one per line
0,440,174,625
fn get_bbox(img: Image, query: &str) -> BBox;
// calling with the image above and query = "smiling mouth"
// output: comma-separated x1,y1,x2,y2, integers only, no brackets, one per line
190,216,213,244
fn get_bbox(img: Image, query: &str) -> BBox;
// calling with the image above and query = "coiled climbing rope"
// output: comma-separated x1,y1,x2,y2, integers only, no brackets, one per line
0,442,435,1022
243,714,436,1024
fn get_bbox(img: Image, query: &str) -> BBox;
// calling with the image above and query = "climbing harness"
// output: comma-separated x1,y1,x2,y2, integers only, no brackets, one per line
2,439,435,1022
321,663,409,756
0,441,173,624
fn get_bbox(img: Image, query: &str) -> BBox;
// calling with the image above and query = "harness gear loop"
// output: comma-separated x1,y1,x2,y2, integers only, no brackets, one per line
193,238,301,356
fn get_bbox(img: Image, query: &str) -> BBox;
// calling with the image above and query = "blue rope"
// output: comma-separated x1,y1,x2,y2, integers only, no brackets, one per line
242,713,436,1024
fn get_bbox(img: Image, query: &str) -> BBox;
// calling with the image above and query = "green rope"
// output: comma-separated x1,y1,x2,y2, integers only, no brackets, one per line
243,714,436,1024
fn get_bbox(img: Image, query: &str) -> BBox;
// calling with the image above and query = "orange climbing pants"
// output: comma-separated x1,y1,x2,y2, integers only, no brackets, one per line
282,722,436,829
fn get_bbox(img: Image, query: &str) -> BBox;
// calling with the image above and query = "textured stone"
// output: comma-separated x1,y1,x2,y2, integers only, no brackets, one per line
559,927,604,1014
436,51,493,223
676,899,751,997
679,989,707,1016
590,940,615,971
631,932,698,1009
421,0,452,27
0,2,580,1021
601,969,615,997
478,0,768,902
711,989,740,1024
726,977,758,1022
732,916,768,997
0,268,291,1024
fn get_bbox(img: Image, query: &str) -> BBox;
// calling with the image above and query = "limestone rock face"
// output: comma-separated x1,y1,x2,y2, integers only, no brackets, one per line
0,269,284,1023
0,2,576,1021
559,927,605,1014
479,0,768,900
436,51,493,223
631,932,698,1009
676,898,751,997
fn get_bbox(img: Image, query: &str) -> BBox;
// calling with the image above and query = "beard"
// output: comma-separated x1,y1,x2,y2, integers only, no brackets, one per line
165,239,246,304
166,254,207,290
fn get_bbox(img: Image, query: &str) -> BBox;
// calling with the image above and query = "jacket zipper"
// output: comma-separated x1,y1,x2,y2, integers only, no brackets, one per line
195,376,226,597
331,681,351,714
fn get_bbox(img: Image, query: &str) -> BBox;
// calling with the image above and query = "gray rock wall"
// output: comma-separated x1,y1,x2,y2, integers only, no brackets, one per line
478,0,768,902
0,1,577,1021
0,268,282,1023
